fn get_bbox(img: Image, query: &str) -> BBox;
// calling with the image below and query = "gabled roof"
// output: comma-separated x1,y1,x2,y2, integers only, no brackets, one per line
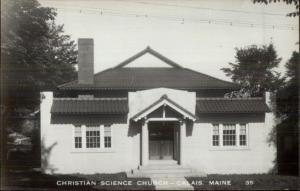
196,98,270,113
131,94,197,122
59,47,239,90
113,46,183,69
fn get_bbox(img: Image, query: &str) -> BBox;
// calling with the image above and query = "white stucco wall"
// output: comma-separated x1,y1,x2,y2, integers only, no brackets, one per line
184,120,276,174
128,87,196,119
41,92,140,174
40,89,276,174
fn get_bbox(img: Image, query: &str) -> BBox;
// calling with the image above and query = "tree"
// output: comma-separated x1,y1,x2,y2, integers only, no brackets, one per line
1,0,77,184
275,51,299,175
1,0,77,123
253,0,299,17
221,44,284,97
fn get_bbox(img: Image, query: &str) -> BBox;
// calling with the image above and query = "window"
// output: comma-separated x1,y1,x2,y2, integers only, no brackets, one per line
74,126,82,148
212,124,219,146
73,125,113,150
239,124,247,146
104,125,112,148
211,123,248,148
86,126,100,148
223,124,236,146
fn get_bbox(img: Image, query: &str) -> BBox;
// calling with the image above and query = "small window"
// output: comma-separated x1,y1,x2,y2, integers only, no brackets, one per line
104,125,112,148
212,124,219,146
223,124,236,146
86,126,100,148
74,126,82,148
239,124,247,146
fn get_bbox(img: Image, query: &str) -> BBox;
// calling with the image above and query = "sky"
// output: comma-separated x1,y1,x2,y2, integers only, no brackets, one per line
38,0,299,81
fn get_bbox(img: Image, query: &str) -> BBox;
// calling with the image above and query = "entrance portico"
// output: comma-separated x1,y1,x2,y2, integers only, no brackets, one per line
131,94,197,166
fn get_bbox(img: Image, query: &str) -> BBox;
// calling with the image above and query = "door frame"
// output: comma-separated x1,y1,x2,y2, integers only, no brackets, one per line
148,121,180,161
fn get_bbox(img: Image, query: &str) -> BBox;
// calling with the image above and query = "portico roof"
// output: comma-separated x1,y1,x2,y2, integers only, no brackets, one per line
131,94,197,122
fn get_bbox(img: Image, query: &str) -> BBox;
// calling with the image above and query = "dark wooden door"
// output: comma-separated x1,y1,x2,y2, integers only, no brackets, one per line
149,125,174,160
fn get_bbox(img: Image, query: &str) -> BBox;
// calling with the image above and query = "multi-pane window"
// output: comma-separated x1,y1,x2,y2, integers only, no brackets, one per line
86,126,100,148
212,124,219,146
74,126,82,148
239,124,247,146
223,124,236,146
104,125,112,148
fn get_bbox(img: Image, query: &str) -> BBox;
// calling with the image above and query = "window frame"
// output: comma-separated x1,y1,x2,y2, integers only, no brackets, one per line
72,125,114,152
211,123,249,150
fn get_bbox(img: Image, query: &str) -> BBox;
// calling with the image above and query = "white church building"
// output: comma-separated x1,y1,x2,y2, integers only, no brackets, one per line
40,38,275,175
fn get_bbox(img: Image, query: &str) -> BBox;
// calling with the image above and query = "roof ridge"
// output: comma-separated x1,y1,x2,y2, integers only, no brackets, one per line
112,46,183,69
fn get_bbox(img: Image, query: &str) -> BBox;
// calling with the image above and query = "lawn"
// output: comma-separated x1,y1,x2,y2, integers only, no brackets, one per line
186,174,300,190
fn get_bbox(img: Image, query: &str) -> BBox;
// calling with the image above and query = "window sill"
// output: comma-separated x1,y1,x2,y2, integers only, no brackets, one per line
71,148,115,153
209,146,250,151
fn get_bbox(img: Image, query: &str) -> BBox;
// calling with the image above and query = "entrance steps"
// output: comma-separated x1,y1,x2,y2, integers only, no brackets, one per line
127,160,206,178
127,160,205,190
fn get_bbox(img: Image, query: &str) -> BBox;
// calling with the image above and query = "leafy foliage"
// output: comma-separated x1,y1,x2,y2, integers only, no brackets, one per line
276,51,299,117
253,0,299,17
221,44,284,97
1,0,77,121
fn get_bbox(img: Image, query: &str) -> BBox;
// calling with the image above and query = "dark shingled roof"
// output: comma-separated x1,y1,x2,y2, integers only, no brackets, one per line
58,47,239,90
59,68,239,90
51,98,128,114
51,97,270,115
196,98,270,113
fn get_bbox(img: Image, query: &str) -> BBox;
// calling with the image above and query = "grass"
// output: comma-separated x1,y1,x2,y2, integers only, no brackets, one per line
186,174,300,190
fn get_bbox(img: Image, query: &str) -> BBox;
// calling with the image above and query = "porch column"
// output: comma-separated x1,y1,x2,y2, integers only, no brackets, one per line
180,120,186,165
141,121,149,166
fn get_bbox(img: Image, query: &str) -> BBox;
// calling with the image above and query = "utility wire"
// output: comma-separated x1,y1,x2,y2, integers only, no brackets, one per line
54,6,298,31
123,0,288,17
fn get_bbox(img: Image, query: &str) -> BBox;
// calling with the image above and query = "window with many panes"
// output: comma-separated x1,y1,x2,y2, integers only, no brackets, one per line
73,125,113,150
86,126,100,148
223,124,236,146
239,124,247,146
212,123,248,147
212,124,219,146
74,126,82,148
104,125,112,148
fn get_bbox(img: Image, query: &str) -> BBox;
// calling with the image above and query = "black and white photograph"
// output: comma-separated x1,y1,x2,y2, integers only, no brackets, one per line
1,0,299,190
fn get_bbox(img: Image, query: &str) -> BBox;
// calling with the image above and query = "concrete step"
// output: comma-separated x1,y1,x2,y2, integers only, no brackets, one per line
139,164,188,170
133,172,202,178
148,160,178,165
139,168,193,174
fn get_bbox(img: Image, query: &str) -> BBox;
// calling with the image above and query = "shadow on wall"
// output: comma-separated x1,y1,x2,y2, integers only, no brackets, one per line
267,124,278,174
128,120,142,137
196,113,265,123
186,120,194,137
41,137,58,174
50,114,127,125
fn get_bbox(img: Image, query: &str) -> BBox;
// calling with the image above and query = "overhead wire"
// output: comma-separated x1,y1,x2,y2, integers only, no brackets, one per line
53,6,298,31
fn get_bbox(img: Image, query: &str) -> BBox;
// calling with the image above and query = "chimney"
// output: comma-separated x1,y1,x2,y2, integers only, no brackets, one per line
78,38,94,84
